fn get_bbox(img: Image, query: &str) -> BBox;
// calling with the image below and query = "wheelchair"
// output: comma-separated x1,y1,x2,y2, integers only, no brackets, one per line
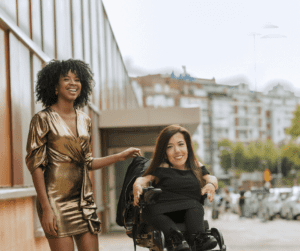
123,182,226,251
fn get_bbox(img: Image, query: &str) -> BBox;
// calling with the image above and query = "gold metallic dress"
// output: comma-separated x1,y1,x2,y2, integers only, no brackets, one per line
26,107,101,239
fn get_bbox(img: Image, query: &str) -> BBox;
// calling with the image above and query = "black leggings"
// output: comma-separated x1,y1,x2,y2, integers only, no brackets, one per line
145,206,205,240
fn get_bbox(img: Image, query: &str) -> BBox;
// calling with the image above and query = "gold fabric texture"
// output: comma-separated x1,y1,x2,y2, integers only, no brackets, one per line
26,107,101,238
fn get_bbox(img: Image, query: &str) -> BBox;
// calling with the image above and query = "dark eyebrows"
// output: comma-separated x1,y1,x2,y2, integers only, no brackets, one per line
167,140,185,146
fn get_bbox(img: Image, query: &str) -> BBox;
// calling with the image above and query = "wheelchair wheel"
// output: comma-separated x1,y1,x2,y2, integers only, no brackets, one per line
211,228,226,251
149,230,165,251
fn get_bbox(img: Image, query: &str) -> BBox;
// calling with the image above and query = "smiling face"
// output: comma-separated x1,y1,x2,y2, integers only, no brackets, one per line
56,70,81,103
166,132,188,170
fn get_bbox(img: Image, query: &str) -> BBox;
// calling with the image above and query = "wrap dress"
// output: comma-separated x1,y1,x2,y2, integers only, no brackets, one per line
25,107,101,238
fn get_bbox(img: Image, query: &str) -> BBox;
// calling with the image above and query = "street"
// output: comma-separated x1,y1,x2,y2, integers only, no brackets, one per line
98,209,300,251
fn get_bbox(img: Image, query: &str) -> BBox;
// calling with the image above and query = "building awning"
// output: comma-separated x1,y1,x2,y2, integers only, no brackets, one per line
99,107,200,132
99,107,201,148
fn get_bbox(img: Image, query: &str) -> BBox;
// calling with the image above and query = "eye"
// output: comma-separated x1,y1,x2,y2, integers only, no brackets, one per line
167,145,172,149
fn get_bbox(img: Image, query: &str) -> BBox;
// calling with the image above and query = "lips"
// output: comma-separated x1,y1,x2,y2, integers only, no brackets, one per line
67,88,77,93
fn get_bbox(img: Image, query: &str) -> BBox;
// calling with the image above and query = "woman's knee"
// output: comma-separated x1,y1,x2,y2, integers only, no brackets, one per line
47,236,75,251
74,231,99,251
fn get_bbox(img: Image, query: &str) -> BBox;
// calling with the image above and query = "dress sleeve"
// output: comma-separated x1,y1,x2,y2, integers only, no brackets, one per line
201,165,210,176
85,118,94,170
25,113,49,174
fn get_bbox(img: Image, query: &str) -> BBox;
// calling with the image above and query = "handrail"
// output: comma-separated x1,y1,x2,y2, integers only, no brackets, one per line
0,8,51,63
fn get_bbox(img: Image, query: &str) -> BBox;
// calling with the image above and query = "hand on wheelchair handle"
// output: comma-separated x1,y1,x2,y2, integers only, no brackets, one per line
201,183,216,202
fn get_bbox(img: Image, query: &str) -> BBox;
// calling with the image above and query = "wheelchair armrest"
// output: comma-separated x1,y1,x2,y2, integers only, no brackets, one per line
143,188,162,204
139,182,162,207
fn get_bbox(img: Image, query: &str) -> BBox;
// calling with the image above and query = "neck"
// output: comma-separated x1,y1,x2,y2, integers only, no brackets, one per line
173,165,188,170
52,99,75,114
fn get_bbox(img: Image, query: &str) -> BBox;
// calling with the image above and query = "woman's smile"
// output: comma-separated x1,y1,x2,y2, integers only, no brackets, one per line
166,132,188,170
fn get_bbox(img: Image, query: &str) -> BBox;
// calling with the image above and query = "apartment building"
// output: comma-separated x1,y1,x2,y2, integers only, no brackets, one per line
132,74,300,178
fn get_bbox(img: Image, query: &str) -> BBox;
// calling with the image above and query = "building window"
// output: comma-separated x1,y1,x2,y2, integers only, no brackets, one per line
154,83,162,92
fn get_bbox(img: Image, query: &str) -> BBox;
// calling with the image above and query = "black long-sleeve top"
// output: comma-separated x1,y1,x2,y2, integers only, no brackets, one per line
146,166,209,215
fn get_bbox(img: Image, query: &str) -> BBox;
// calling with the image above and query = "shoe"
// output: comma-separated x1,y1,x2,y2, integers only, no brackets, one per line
191,233,218,251
167,228,191,251
201,235,218,250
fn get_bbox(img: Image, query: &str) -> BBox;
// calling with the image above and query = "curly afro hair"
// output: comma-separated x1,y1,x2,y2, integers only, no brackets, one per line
36,59,94,108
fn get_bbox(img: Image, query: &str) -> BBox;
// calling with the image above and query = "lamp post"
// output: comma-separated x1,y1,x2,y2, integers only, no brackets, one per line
249,24,286,94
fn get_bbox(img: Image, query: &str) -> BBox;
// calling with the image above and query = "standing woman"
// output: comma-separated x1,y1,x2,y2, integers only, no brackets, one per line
26,59,141,251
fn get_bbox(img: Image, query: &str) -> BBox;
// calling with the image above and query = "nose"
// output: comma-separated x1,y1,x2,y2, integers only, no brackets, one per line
174,146,180,153
70,78,76,85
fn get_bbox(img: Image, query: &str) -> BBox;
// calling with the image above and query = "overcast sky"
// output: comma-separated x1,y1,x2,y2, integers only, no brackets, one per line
102,0,300,95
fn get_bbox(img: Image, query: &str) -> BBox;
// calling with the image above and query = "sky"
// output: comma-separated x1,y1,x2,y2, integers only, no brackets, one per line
102,0,300,95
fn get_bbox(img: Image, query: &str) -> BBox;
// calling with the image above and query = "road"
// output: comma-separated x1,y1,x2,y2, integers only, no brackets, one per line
97,209,300,251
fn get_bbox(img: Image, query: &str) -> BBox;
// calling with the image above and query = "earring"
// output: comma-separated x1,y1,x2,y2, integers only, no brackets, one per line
55,90,58,95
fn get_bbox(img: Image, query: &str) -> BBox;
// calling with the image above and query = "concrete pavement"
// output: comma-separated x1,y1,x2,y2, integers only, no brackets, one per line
97,208,300,251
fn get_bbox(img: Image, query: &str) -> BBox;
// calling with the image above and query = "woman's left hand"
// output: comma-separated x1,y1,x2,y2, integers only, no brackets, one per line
118,147,142,161
201,183,216,202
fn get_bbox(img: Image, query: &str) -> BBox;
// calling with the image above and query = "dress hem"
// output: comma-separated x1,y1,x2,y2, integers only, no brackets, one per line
46,228,94,239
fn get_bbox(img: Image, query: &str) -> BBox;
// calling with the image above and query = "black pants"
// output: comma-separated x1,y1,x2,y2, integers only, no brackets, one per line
145,206,205,240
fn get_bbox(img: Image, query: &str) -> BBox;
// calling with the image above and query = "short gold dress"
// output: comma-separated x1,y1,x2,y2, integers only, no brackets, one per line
26,107,101,238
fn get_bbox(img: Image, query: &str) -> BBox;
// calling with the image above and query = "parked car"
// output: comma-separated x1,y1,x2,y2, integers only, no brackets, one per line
247,189,269,217
281,186,300,220
261,187,292,220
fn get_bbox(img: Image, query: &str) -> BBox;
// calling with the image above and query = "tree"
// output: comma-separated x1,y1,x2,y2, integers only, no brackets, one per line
217,139,233,171
286,105,300,138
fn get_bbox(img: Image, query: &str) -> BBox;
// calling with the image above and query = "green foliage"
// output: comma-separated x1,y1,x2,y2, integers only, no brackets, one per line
286,105,300,138
218,137,300,177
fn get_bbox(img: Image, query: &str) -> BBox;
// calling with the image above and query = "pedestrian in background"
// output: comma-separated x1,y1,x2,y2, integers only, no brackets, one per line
222,188,232,220
26,59,141,251
239,190,246,219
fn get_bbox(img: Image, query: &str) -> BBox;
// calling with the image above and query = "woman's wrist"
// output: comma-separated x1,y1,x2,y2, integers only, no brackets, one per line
206,182,217,190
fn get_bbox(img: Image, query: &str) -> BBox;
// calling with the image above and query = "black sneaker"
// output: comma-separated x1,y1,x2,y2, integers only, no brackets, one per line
202,236,218,250
167,228,191,251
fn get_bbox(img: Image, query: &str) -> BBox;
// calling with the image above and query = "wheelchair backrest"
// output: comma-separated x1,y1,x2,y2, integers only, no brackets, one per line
116,156,151,227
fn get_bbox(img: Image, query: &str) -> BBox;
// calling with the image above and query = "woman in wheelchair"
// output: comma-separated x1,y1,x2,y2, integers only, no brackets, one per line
133,125,218,251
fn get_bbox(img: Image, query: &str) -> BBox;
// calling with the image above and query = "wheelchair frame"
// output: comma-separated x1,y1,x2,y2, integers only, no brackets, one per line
124,184,226,251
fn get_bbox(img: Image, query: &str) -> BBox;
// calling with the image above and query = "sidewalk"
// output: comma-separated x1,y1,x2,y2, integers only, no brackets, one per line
98,231,144,251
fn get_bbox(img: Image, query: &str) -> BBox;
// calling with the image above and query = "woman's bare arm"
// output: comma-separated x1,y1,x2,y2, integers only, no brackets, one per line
91,147,141,171
202,174,218,190
133,175,155,206
201,174,218,202
32,168,57,236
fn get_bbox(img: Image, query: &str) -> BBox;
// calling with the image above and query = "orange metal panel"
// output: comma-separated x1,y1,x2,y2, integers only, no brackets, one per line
0,198,50,251
0,29,12,186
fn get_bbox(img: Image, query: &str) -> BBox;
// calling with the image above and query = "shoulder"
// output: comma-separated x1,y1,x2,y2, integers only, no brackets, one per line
77,109,92,123
31,108,50,123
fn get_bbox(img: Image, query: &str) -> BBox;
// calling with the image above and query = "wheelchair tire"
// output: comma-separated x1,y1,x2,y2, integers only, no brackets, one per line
211,228,226,251
150,230,165,251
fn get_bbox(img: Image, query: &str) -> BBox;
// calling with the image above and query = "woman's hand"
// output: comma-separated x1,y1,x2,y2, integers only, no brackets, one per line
201,183,216,203
132,175,154,206
41,208,58,237
118,147,142,161
133,182,143,206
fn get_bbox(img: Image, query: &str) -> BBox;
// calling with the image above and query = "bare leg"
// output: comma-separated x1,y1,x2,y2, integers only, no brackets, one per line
48,236,75,251
74,231,99,251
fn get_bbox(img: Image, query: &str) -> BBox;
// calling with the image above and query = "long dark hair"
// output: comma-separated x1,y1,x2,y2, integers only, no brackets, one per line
143,124,204,188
